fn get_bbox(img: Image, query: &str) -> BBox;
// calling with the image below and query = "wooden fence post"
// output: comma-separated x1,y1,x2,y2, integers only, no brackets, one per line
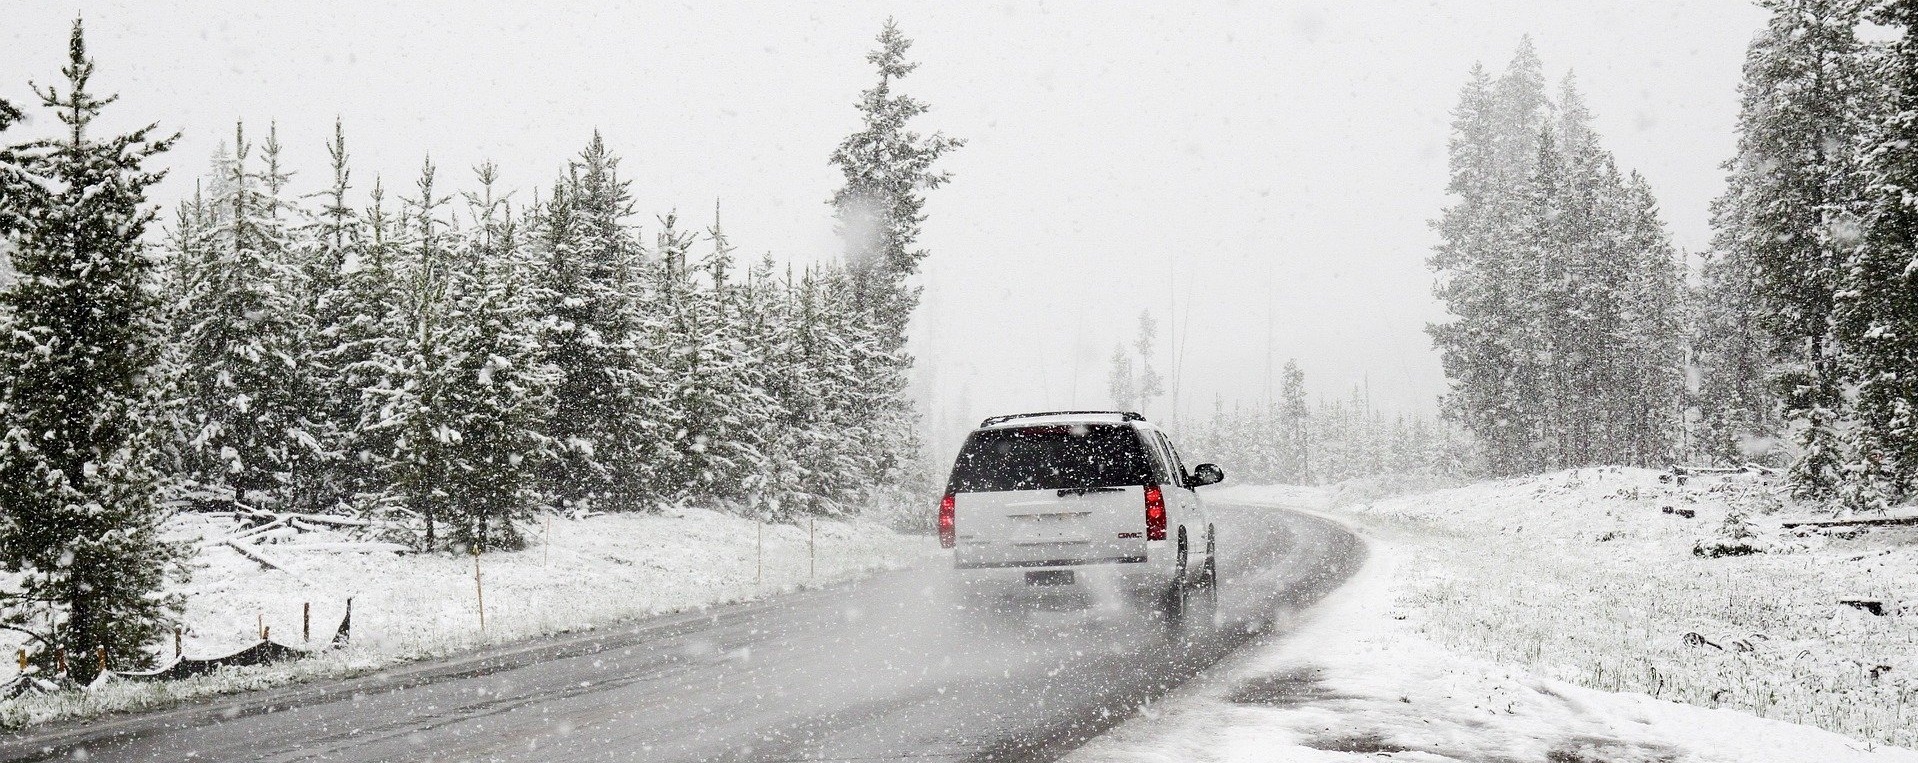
95,645,106,676
473,547,486,633
303,602,311,643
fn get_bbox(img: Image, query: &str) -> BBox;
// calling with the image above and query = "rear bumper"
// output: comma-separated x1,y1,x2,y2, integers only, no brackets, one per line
953,555,1146,569
949,546,1176,600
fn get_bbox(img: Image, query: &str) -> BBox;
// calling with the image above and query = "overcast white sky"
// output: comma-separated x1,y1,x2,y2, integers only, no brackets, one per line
3,1,1770,446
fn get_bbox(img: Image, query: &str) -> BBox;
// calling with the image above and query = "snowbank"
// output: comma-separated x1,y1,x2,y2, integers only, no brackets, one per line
0,507,936,729
1066,472,1918,761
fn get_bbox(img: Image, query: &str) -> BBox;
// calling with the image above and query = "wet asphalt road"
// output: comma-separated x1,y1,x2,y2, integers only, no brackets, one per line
0,502,1363,763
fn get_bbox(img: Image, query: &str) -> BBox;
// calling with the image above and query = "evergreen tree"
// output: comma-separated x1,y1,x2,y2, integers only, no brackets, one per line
1835,0,1918,506
379,157,466,548
1430,41,1684,475
0,20,184,678
1133,311,1165,417
1278,359,1311,482
442,162,553,550
172,122,313,510
828,17,964,345
1711,0,1872,498
334,178,409,509
658,206,776,504
296,119,362,512
1107,344,1136,411
1693,244,1781,464
533,135,653,511
1428,46,1551,476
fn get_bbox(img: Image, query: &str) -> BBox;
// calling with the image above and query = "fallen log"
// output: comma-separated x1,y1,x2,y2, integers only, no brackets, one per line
224,540,322,588
1780,515,1918,530
272,542,408,554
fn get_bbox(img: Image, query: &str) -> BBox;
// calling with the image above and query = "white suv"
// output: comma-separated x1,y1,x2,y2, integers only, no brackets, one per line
938,411,1225,620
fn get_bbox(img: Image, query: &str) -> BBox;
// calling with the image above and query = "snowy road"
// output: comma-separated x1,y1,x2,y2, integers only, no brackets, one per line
0,503,1361,763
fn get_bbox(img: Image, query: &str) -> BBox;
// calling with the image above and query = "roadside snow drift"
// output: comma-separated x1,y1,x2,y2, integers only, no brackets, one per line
1067,472,1918,761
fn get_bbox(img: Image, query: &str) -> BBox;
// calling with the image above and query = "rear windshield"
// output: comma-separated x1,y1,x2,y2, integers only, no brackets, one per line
946,424,1156,493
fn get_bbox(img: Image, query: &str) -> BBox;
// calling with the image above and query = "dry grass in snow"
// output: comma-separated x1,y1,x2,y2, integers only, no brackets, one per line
1065,524,1917,763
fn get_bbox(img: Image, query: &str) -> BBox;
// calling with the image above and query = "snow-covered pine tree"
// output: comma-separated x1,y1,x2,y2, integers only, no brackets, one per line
647,212,700,500
1835,0,1918,507
823,18,959,513
740,254,808,519
1133,311,1165,417
0,19,185,678
173,122,314,511
378,157,469,549
1107,344,1136,411
441,163,554,550
1428,42,1552,476
658,206,776,504
1278,359,1311,482
828,17,963,348
1713,0,1873,498
1432,41,1683,475
334,178,409,510
294,119,363,512
1693,243,1780,464
1613,171,1687,466
533,136,653,511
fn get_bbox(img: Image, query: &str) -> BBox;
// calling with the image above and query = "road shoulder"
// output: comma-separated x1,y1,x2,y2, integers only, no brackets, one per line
1064,487,1918,763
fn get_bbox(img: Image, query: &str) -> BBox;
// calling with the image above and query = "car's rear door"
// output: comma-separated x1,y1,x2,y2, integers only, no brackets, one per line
947,424,1151,568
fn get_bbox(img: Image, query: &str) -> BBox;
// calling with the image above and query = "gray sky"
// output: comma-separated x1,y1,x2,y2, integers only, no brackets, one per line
3,1,1770,445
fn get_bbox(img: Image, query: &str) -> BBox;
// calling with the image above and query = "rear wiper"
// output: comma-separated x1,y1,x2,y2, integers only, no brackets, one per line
1057,486,1125,497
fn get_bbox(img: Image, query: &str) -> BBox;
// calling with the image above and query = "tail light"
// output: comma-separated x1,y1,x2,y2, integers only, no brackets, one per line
938,493,956,548
1144,484,1166,541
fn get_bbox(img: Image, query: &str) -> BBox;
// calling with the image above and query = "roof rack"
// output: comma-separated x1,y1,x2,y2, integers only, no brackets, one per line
978,410,1146,428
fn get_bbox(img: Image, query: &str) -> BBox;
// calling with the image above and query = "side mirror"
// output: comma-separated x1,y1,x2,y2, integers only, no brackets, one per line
1188,463,1224,488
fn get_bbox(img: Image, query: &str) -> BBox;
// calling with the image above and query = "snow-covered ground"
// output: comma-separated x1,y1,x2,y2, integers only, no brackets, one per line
1068,470,1918,761
0,507,936,729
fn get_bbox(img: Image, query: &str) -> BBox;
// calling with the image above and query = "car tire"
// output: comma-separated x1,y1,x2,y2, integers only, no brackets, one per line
1202,526,1218,588
1162,529,1191,625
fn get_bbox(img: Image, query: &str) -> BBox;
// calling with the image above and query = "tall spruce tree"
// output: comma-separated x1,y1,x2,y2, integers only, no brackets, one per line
172,123,313,510
440,163,553,550
826,19,960,506
1709,0,1872,498
533,135,653,511
295,119,361,512
1133,311,1166,417
828,17,964,345
1430,41,1684,475
1278,360,1311,482
1835,0,1918,507
0,20,184,678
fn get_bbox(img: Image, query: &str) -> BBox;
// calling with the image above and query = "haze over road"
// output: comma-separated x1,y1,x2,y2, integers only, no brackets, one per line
1,503,1362,763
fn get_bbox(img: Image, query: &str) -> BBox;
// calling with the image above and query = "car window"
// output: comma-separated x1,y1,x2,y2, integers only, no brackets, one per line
946,424,1156,492
1157,432,1188,483
1142,430,1177,485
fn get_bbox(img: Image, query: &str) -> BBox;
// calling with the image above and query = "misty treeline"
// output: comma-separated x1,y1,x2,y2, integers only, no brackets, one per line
0,18,956,677
1427,38,1687,478
1182,360,1477,485
1432,3,1918,512
1103,313,1473,485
